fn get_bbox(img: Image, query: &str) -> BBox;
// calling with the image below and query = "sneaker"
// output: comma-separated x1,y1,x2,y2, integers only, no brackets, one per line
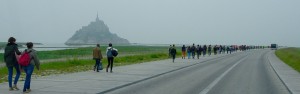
9,87,14,91
13,84,19,90
23,89,31,93
23,90,30,93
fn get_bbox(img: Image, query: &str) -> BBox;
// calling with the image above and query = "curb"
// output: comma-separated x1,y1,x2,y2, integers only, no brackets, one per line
266,51,293,94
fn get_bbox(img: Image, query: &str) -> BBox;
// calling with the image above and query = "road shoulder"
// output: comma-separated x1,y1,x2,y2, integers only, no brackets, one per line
268,50,300,94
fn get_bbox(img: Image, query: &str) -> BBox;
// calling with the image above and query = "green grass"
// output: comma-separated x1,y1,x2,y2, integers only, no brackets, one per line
275,47,300,73
0,46,169,62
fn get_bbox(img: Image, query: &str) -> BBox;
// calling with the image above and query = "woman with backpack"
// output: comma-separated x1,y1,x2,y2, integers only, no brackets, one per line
4,37,21,91
106,43,118,73
21,42,40,93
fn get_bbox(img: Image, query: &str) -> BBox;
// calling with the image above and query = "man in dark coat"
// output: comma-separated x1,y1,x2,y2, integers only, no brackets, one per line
4,37,21,91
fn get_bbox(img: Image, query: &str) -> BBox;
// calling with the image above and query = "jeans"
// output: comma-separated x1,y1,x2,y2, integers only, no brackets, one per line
23,64,34,92
107,57,114,72
94,59,102,71
187,52,191,59
7,63,21,87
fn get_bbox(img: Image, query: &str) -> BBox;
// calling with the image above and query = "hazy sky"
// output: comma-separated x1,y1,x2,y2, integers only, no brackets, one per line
1,0,299,47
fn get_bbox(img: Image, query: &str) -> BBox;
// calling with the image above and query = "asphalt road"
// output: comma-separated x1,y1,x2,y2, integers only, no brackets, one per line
105,50,290,94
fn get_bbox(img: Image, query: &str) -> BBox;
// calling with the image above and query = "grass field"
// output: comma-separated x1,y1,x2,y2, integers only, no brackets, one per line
0,46,185,83
0,46,169,62
275,47,300,73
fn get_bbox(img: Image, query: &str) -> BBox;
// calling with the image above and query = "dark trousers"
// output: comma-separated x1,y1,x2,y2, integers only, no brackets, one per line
172,54,176,62
106,57,114,72
197,52,201,59
94,59,102,71
192,52,195,59
208,50,211,56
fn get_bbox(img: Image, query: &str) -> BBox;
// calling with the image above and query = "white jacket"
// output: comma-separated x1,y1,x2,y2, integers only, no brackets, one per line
106,47,118,55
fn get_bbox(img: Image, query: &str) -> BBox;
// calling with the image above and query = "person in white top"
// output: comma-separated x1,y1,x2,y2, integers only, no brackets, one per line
106,43,117,73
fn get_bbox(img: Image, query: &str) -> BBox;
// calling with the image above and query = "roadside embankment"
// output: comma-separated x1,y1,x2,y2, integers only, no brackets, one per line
275,47,300,73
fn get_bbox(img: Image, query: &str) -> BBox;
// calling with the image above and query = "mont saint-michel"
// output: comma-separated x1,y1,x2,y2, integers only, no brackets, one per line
65,14,130,45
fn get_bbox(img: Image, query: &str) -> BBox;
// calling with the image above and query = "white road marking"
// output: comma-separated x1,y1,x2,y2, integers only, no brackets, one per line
199,55,248,94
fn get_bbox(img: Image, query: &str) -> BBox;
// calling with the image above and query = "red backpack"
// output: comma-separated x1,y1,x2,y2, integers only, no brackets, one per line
18,50,32,66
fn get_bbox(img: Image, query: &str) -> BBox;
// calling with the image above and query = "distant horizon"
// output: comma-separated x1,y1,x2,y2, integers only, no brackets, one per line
1,1,299,47
1,41,295,47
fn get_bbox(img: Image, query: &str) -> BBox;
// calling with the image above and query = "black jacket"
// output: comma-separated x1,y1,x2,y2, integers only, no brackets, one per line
4,43,21,67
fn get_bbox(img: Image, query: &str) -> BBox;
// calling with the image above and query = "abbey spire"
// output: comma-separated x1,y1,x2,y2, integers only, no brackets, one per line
96,12,100,21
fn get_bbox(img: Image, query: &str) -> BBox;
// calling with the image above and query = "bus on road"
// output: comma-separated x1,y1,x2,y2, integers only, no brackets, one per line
271,44,278,50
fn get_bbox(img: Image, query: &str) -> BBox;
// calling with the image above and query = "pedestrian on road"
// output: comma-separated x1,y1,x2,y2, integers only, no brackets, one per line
222,45,226,54
196,45,202,59
191,44,196,59
203,45,207,56
4,37,21,91
213,45,217,55
170,44,177,63
208,45,212,56
181,45,186,59
168,45,172,58
187,46,191,59
93,44,103,72
226,46,230,54
106,43,118,73
22,42,40,93
219,45,222,54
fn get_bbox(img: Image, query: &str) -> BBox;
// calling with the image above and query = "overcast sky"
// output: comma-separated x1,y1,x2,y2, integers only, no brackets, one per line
0,0,299,47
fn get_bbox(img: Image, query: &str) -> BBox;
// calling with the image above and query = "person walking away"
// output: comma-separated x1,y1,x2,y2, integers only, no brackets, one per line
219,45,222,54
203,45,207,56
106,43,118,73
229,46,232,54
196,45,201,59
208,45,212,56
4,37,21,91
191,44,196,59
22,42,40,93
213,45,217,55
170,44,177,62
181,45,186,59
226,46,230,54
222,45,226,54
199,45,203,58
168,45,172,58
187,46,191,59
93,44,103,72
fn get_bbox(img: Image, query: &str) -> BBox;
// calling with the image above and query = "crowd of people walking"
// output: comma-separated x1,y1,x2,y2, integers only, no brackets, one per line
3,36,264,93
169,43,258,62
